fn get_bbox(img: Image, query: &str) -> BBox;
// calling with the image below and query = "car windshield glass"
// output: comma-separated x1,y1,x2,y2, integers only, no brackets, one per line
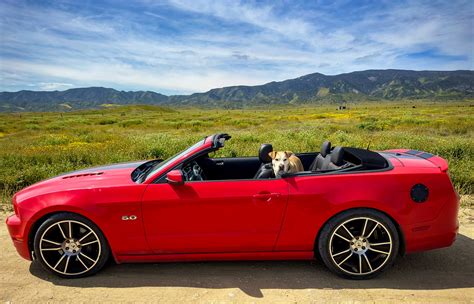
143,139,205,182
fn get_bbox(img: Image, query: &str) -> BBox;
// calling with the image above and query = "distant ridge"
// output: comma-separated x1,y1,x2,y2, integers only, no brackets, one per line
0,87,168,111
1,69,473,111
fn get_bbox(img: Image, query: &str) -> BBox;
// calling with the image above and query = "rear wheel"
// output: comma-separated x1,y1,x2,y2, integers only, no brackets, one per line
33,213,110,278
318,209,399,279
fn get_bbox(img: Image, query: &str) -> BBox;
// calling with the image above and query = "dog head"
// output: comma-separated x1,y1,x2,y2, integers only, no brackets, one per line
269,151,293,177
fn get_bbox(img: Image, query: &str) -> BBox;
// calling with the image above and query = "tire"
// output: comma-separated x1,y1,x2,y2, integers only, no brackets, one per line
33,212,110,278
317,208,399,279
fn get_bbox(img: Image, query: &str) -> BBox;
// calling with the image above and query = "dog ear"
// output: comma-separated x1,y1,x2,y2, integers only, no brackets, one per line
285,151,294,157
269,151,277,159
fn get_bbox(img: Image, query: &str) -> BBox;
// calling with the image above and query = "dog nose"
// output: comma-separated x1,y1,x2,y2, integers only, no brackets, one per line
279,164,284,170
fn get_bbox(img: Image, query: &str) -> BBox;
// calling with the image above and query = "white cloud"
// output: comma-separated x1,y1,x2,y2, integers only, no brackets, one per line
0,0,472,93
366,2,473,58
2,59,276,93
38,82,74,90
165,0,315,42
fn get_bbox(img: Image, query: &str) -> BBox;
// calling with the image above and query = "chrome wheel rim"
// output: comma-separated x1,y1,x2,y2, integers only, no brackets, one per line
329,217,393,276
39,220,101,275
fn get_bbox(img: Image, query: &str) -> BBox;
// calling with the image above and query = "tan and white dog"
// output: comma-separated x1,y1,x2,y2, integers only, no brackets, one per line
269,151,304,177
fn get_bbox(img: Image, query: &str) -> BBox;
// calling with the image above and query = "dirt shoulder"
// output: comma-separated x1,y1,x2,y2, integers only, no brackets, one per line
1,209,473,303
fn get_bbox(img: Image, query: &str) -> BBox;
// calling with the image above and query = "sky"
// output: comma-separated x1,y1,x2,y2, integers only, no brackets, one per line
0,0,473,94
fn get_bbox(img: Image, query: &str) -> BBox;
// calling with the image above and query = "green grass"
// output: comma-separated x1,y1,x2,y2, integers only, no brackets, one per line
1,102,473,211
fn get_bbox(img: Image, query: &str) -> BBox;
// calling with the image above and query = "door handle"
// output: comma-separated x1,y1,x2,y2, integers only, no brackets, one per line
252,192,281,200
215,161,224,166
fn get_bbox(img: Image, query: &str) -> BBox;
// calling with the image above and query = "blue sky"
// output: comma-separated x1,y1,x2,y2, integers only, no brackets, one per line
0,0,473,94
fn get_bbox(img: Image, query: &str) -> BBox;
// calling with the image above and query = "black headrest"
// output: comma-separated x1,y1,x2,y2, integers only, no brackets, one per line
320,141,331,157
331,146,345,166
259,144,273,163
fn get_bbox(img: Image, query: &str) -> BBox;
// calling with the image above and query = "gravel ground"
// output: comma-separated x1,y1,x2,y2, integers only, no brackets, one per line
1,208,473,303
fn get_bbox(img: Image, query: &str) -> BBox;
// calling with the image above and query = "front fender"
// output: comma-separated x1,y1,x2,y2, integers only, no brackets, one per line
17,186,150,261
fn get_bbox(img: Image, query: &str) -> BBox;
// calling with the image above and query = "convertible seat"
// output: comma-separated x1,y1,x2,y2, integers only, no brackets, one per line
326,146,345,170
310,141,332,171
254,144,275,179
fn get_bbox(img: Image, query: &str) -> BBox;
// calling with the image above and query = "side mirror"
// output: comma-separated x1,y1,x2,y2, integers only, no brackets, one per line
166,170,184,185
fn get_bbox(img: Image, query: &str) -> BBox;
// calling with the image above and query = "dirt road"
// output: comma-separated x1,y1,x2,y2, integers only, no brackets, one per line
1,209,473,303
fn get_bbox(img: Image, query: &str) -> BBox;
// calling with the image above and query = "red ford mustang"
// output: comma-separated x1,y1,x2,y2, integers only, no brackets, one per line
6,133,459,279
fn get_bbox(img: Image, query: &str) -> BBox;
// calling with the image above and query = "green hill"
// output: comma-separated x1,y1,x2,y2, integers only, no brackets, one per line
1,70,473,111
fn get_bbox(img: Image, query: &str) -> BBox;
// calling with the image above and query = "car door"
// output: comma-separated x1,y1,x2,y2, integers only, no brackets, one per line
142,178,289,254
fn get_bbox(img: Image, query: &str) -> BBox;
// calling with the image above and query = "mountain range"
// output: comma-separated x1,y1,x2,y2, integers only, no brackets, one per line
1,69,473,111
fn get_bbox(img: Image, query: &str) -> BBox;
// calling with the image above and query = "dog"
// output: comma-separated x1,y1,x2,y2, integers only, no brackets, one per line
269,151,304,177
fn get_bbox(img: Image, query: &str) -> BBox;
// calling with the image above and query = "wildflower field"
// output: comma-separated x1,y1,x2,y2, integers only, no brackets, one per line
0,102,472,210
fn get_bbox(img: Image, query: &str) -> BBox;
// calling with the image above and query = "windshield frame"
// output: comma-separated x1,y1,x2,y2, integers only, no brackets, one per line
142,138,206,183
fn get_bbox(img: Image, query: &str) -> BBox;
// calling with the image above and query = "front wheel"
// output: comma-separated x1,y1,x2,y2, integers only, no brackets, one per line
318,209,399,279
33,213,110,278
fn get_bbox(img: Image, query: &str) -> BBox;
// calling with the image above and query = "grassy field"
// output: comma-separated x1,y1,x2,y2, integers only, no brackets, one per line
0,102,473,211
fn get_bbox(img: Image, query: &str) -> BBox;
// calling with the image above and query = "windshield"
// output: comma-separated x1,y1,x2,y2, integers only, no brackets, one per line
143,139,205,182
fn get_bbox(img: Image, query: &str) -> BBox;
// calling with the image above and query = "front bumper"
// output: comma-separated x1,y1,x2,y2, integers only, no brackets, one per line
5,214,32,261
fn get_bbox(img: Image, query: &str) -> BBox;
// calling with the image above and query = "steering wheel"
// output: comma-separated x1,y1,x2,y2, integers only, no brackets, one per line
192,163,203,180
183,161,206,181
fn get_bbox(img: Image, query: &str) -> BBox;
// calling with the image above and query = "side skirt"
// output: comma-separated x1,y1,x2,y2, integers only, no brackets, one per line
115,251,314,264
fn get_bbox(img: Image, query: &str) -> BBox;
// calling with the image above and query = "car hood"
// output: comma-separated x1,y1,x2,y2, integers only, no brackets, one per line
15,160,147,202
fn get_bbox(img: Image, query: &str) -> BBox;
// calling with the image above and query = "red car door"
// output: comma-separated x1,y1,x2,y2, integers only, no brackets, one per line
142,179,289,254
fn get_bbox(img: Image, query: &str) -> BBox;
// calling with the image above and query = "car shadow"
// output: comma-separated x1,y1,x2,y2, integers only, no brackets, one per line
29,233,474,298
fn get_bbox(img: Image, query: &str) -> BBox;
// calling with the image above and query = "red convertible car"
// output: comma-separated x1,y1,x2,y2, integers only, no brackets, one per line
6,133,459,279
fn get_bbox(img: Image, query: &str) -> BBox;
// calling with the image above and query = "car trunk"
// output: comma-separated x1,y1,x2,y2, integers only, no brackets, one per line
384,149,449,172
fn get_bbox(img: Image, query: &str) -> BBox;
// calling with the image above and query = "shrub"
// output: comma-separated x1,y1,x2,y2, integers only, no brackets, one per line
119,119,144,127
